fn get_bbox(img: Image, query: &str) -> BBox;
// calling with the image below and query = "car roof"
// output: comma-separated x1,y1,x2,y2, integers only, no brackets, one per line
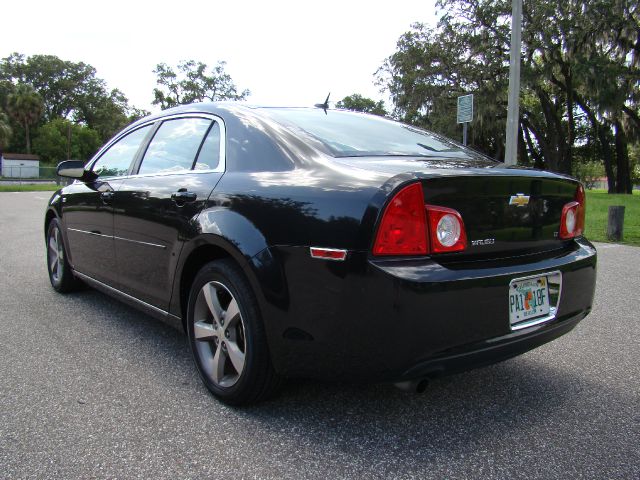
121,102,498,172
145,102,319,115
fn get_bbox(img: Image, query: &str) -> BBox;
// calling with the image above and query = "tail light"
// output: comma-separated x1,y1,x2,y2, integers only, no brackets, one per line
373,182,467,256
372,182,428,256
425,205,467,253
559,184,586,240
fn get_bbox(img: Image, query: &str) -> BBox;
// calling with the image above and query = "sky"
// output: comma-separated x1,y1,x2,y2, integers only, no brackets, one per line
1,0,439,113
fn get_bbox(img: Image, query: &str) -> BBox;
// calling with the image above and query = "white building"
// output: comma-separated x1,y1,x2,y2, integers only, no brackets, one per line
1,153,40,178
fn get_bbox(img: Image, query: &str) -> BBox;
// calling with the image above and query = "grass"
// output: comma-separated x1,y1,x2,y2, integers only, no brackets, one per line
584,189,640,246
0,183,60,192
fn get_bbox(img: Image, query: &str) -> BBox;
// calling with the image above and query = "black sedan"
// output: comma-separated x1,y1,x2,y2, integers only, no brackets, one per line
45,103,597,405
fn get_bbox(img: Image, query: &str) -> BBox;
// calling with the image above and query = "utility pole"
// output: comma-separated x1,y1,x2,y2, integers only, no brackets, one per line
504,0,523,165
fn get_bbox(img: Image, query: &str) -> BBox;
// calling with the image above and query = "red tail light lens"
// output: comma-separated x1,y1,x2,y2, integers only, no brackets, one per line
373,182,428,256
426,205,468,253
559,184,586,240
373,182,468,256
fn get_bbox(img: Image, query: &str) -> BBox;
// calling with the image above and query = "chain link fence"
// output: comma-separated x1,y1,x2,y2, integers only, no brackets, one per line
0,165,70,185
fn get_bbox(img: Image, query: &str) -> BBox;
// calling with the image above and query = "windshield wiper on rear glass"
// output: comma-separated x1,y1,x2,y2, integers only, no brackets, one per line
417,142,437,152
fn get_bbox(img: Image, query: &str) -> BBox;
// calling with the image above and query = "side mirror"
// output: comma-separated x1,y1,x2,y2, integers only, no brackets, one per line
56,160,85,179
56,160,97,181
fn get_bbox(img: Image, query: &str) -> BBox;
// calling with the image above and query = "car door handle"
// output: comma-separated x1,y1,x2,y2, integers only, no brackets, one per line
100,191,114,204
171,190,197,206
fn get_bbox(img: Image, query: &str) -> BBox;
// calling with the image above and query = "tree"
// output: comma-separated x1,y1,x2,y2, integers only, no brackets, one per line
573,161,606,189
0,111,12,155
74,87,148,143
377,0,640,191
1,53,102,121
336,94,387,116
630,143,640,186
152,60,250,109
520,0,639,191
376,18,510,160
0,53,146,144
32,118,101,163
6,84,43,154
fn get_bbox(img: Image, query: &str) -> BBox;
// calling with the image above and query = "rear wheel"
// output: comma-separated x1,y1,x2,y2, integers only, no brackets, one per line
186,259,281,405
46,218,81,293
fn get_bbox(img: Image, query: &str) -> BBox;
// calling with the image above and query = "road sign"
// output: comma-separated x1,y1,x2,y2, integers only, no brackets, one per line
457,94,474,124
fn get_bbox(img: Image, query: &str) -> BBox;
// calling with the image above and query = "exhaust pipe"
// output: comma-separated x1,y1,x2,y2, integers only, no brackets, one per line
394,378,429,394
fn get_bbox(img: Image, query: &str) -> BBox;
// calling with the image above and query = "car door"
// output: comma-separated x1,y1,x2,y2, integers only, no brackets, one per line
112,115,225,310
62,124,154,287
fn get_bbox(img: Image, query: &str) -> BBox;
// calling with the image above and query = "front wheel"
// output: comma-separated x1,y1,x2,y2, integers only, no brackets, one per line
46,218,81,293
186,259,281,405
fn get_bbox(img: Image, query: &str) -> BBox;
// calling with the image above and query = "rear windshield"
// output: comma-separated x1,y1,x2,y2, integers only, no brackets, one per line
263,108,463,157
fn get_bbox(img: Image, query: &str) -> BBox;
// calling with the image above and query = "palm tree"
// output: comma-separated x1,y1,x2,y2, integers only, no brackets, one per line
6,84,43,154
0,111,12,156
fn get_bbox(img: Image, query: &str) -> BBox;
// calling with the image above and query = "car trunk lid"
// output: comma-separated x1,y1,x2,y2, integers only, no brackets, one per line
419,174,581,259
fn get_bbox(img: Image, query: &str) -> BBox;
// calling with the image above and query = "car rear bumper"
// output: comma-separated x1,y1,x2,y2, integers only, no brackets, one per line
398,309,586,381
260,238,597,382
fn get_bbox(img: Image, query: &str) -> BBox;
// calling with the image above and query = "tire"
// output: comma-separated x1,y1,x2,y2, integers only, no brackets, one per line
46,218,81,293
186,259,281,405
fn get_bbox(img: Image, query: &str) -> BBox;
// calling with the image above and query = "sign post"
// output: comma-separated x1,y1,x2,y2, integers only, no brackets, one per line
457,94,473,146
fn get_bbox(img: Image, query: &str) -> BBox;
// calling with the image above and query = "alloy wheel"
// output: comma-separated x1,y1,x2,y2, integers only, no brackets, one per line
192,281,247,388
48,227,64,283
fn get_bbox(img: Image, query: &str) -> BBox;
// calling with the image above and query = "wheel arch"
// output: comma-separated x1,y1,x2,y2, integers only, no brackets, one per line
171,208,285,328
44,208,58,239
175,239,238,329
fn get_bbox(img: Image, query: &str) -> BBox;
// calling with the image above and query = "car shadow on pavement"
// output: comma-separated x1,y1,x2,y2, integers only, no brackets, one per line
237,360,582,458
66,286,613,471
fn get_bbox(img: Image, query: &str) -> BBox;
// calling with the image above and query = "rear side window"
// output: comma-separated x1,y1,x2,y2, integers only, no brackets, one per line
93,125,152,178
194,122,221,170
138,118,211,175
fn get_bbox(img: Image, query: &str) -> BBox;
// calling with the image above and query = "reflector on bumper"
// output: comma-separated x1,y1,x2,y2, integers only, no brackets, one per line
310,247,347,261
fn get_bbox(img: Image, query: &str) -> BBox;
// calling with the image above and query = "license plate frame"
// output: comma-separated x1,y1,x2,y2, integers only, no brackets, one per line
508,271,562,330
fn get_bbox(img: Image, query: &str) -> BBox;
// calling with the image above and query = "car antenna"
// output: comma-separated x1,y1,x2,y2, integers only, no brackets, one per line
314,93,330,114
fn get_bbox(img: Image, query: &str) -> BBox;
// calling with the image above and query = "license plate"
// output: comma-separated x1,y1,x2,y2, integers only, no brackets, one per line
509,275,551,326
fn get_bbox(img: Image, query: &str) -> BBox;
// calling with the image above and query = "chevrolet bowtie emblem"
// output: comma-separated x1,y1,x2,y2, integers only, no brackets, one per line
509,193,530,207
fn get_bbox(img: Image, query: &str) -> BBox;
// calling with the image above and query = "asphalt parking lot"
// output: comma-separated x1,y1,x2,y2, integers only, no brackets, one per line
0,191,638,479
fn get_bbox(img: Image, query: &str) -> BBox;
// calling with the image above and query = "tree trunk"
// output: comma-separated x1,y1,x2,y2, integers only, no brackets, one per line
535,87,566,172
25,122,31,154
596,125,616,193
517,124,529,166
614,121,632,194
622,105,640,132
563,69,575,175
494,141,504,162
522,120,544,169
